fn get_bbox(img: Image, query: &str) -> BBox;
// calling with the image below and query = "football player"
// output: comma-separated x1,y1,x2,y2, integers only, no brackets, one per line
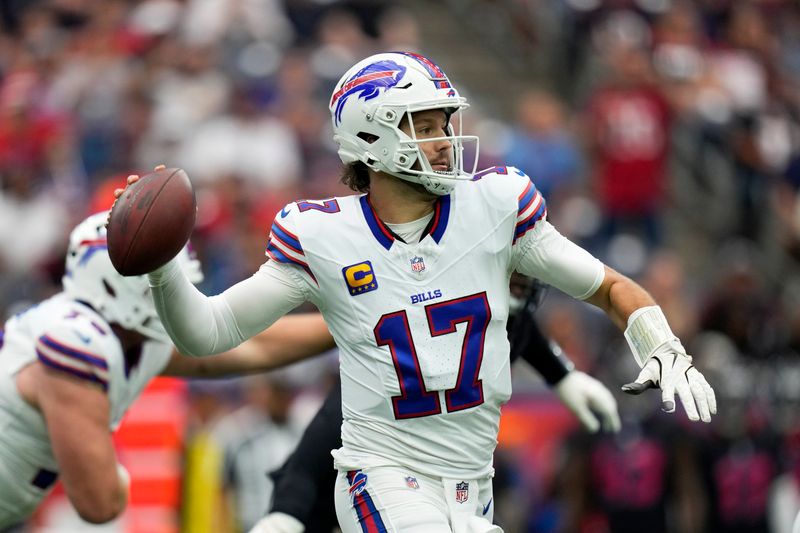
0,212,334,529
130,52,716,532
251,277,621,533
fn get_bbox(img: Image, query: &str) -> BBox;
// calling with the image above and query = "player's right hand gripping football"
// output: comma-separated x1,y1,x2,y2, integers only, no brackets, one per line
621,340,717,422
112,164,166,199
108,164,166,226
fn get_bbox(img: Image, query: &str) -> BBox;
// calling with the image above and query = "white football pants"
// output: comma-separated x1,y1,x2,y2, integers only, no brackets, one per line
334,466,501,533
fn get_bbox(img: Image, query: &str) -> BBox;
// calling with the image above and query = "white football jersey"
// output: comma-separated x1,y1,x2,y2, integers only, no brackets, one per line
265,166,583,479
0,293,172,526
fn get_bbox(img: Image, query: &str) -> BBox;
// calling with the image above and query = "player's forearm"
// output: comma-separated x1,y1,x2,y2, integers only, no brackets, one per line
150,260,308,357
162,314,335,378
43,400,127,522
55,440,127,523
148,259,245,355
520,322,573,386
585,266,655,331
63,464,128,524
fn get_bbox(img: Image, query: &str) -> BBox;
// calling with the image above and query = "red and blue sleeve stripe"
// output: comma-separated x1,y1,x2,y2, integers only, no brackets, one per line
270,221,303,254
265,242,317,284
36,334,109,391
266,222,318,285
513,180,547,244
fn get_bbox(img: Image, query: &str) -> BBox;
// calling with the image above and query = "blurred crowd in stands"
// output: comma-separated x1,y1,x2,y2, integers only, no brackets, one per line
1,0,800,532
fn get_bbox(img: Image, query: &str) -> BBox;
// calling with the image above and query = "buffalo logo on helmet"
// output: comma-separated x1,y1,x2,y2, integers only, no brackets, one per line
330,60,407,125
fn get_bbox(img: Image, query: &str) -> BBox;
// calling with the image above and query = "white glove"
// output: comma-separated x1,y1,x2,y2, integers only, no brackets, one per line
248,512,304,533
555,371,621,433
621,340,717,422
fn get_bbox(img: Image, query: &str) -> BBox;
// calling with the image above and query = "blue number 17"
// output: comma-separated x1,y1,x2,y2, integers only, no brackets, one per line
373,292,491,419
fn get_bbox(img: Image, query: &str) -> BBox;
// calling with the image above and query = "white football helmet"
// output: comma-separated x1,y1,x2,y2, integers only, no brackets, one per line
62,211,203,342
330,51,479,195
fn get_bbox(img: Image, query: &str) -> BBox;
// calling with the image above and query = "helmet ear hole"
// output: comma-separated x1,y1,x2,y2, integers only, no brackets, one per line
357,132,379,144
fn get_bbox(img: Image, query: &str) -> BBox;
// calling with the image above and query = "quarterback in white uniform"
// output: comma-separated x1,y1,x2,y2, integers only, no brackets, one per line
139,52,717,533
0,213,333,528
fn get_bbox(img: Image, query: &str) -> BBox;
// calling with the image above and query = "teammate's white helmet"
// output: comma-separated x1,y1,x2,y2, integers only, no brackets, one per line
62,212,203,342
330,51,479,195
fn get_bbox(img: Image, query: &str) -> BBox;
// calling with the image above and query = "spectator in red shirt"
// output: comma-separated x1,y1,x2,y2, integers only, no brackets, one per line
584,44,672,253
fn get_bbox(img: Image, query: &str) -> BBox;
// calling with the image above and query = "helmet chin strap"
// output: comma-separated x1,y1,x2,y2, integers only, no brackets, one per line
378,160,456,196
412,176,454,196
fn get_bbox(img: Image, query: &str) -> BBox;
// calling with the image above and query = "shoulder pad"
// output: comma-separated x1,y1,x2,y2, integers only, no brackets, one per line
472,165,547,243
35,320,112,391
264,202,317,282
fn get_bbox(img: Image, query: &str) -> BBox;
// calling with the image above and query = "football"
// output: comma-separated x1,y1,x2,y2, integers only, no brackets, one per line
106,167,196,276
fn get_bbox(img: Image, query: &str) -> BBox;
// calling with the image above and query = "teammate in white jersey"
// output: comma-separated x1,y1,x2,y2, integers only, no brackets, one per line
0,212,334,529
128,52,717,532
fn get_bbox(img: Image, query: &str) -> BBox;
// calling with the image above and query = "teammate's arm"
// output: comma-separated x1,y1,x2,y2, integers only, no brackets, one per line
31,365,128,523
161,313,334,378
510,280,620,432
521,323,620,433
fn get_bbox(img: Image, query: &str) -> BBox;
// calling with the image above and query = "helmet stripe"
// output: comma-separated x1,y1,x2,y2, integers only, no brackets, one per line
77,238,108,266
398,52,451,89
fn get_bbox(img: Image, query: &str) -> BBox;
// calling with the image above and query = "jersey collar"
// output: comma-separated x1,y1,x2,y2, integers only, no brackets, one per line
359,193,451,251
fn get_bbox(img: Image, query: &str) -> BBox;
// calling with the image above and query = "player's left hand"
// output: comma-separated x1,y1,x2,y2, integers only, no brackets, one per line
555,371,621,433
621,342,717,422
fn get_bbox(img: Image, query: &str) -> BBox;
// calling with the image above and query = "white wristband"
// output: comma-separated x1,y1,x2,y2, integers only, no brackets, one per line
623,306,685,367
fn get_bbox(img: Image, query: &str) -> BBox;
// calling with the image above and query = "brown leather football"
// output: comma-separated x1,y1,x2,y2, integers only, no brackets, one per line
106,167,195,276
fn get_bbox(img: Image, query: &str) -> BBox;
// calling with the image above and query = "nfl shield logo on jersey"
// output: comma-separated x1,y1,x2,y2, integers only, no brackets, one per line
455,481,469,503
405,476,419,489
410,256,425,273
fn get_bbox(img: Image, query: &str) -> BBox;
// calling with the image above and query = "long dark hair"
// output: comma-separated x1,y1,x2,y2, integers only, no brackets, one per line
340,162,371,193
